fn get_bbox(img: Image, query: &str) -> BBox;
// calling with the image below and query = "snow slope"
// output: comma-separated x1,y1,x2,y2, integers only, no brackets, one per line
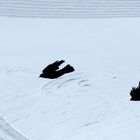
0,17,140,140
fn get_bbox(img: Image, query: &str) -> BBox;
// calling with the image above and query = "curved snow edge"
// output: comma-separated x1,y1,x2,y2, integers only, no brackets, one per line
0,116,29,140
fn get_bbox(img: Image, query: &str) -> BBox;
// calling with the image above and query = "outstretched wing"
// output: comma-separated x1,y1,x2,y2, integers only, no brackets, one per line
42,60,65,74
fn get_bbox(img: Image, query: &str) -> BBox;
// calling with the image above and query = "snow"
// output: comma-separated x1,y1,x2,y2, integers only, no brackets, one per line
0,17,140,140
1,0,140,18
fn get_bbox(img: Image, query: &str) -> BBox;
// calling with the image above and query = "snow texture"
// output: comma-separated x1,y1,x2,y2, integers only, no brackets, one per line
0,116,29,140
1,0,140,18
0,17,140,140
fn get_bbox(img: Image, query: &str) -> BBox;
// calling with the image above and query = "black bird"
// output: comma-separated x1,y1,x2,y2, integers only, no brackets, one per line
130,82,140,101
40,60,75,79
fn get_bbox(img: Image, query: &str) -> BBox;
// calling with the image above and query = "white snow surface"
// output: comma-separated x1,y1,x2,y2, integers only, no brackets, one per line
0,17,140,140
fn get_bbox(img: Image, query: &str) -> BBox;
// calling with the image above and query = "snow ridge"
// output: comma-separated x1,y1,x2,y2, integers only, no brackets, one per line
1,0,140,18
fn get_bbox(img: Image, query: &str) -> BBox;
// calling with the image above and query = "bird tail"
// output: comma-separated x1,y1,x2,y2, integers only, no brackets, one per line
62,65,75,74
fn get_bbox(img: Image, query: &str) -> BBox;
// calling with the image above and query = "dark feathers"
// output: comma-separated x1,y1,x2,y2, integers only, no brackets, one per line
130,82,140,101
40,60,74,79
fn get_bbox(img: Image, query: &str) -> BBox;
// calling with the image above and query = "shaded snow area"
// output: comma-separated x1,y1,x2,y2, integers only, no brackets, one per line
0,17,140,140
1,0,140,18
